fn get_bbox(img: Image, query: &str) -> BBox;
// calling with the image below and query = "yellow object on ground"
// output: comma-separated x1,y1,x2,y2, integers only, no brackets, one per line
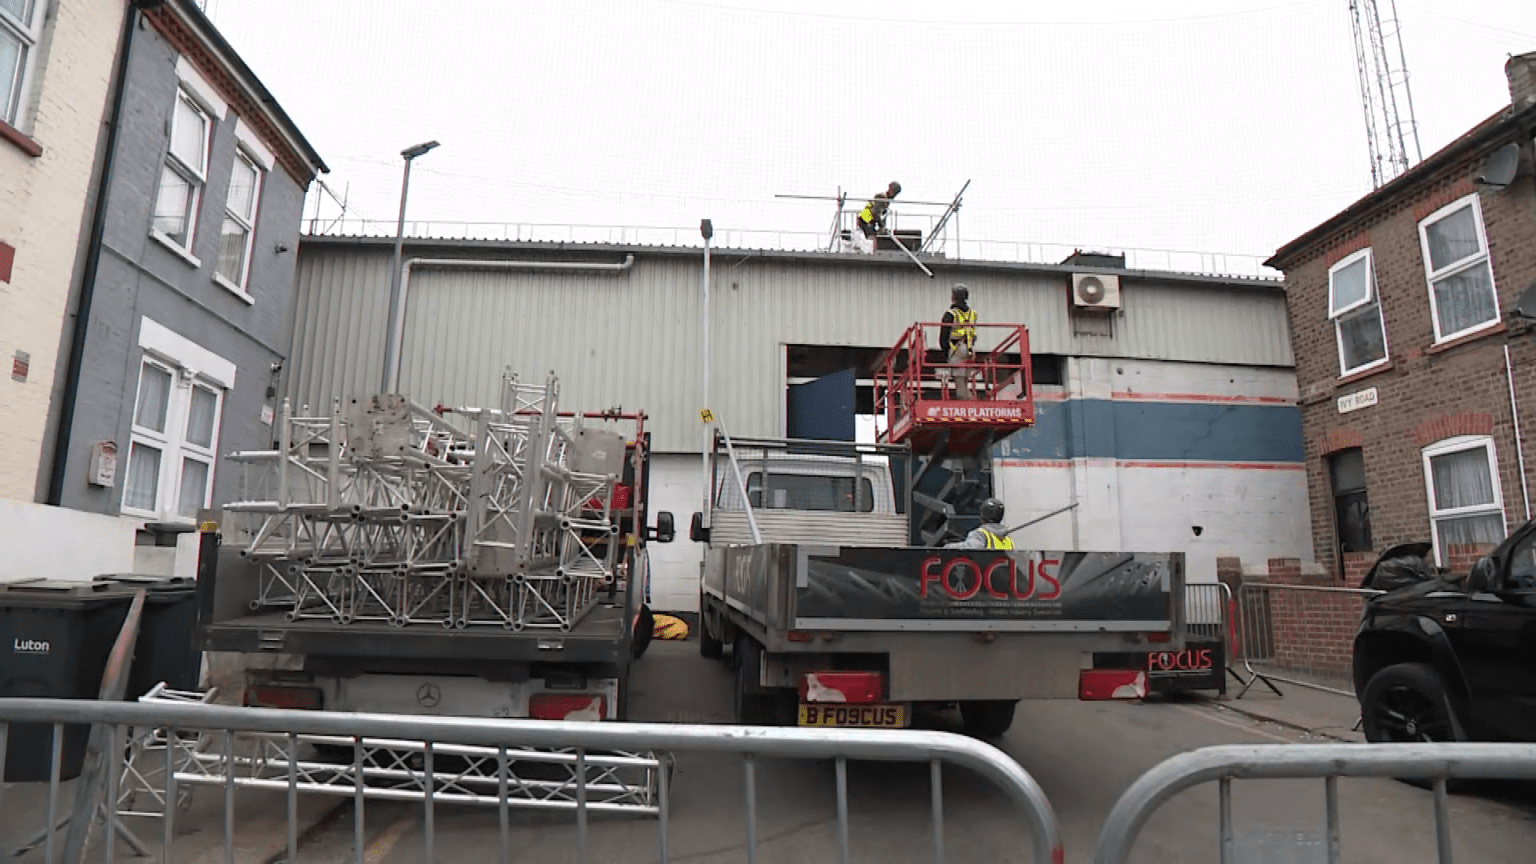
652,613,689,640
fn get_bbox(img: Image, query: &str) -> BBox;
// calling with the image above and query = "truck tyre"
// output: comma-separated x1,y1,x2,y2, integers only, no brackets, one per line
732,637,782,725
632,604,655,660
960,700,1018,738
699,596,724,660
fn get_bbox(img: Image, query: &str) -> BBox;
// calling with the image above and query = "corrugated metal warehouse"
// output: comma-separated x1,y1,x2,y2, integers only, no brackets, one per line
286,236,1309,611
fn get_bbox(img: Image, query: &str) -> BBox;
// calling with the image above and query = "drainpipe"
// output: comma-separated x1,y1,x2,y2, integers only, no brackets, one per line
1505,343,1531,523
383,254,635,393
46,2,148,505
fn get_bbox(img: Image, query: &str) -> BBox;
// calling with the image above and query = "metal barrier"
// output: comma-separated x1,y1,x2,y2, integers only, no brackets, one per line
0,697,1062,864
1233,581,1382,698
1092,742,1536,864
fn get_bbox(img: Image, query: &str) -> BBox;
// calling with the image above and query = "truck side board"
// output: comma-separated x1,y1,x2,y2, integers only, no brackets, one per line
704,543,1185,645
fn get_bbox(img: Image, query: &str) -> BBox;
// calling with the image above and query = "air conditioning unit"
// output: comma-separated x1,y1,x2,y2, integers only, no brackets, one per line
1071,272,1121,310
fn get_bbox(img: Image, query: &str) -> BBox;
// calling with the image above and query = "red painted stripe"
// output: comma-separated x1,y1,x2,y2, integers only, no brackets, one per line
1110,391,1294,405
995,458,1304,471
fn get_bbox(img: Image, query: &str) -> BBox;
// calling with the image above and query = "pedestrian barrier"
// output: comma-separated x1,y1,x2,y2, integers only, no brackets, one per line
0,696,1063,864
1091,741,1536,864
1233,581,1382,698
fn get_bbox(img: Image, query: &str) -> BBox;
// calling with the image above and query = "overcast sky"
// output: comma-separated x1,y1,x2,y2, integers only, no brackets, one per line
203,0,1536,270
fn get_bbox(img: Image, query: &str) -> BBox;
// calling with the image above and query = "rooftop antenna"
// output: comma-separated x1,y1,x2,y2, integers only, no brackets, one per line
1349,0,1423,188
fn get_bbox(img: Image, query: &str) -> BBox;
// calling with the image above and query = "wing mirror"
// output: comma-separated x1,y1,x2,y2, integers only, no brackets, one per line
689,511,709,543
1466,556,1497,593
650,511,676,544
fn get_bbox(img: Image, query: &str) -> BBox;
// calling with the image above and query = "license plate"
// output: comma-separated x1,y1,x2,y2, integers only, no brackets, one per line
797,704,908,728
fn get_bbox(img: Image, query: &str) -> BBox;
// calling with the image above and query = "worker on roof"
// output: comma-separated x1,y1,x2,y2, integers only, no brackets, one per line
856,181,901,249
945,498,1014,550
938,283,978,399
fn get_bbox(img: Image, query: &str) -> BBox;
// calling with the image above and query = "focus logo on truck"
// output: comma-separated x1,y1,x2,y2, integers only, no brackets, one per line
1148,647,1214,673
13,638,50,655
918,555,1061,601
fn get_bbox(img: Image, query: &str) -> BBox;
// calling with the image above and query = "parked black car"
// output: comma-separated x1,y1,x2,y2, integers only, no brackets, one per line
1352,526,1536,746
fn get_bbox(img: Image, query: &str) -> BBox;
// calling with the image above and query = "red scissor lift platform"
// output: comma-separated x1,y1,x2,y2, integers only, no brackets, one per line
875,322,1035,456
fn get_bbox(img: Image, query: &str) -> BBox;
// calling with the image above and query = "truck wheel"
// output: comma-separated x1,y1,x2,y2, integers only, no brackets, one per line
632,605,655,660
732,637,781,725
960,700,1018,738
699,597,724,660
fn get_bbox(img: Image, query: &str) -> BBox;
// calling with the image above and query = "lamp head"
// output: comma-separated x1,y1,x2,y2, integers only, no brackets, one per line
401,140,440,160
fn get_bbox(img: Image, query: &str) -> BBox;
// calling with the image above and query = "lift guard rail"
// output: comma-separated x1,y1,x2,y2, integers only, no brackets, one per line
0,698,1064,864
1091,742,1536,864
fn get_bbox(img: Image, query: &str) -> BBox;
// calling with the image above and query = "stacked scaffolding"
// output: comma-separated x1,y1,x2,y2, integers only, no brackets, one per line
225,372,626,631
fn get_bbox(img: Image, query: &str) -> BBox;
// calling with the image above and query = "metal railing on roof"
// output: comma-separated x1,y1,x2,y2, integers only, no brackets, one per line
303,217,1281,280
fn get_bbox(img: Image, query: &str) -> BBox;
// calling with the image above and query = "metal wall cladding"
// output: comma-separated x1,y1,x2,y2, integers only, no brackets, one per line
288,243,1292,452
709,511,911,548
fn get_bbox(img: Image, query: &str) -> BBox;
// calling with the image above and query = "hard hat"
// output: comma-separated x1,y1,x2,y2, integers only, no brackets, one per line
889,181,902,195
952,283,969,301
979,498,1005,524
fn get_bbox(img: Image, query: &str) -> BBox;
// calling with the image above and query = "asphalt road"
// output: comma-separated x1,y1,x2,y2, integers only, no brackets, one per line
6,640,1535,863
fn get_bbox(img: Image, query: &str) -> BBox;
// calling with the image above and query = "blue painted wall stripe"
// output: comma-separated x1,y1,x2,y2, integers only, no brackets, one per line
995,399,1304,464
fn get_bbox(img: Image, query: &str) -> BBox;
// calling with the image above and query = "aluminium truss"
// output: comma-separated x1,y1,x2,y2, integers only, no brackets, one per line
224,372,626,631
115,687,665,818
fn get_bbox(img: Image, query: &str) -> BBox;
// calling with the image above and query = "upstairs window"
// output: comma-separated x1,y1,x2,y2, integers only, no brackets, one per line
1422,436,1506,566
215,151,262,291
1,0,45,130
1328,248,1388,376
152,90,211,252
1418,195,1500,342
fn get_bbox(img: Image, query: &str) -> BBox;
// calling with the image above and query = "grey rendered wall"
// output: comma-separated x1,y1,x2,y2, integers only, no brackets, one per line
288,241,1294,453
57,21,305,514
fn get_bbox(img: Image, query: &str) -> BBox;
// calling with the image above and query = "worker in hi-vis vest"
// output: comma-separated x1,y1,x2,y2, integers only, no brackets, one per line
856,181,901,249
945,498,1015,550
938,283,978,399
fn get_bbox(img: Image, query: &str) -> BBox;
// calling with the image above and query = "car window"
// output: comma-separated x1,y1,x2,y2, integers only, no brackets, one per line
1505,531,1536,590
745,472,875,512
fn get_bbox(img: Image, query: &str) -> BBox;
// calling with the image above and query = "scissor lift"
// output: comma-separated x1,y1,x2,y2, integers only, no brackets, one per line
874,322,1034,546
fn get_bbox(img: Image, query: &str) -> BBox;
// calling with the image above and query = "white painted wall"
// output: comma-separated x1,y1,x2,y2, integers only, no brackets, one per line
645,453,709,612
0,500,139,584
994,464,1310,585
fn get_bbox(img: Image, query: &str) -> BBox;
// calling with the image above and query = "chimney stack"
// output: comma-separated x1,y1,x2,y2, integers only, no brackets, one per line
1508,51,1536,113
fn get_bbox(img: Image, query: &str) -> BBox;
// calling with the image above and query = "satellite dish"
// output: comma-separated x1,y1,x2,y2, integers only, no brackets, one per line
1476,143,1520,188
1078,276,1106,302
1513,280,1536,321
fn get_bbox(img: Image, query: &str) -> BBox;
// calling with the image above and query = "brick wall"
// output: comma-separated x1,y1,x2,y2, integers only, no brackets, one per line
1235,545,1497,687
0,0,125,501
1280,130,1536,579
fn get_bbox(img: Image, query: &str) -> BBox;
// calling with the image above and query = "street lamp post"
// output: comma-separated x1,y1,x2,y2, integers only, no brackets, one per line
699,218,713,530
380,140,440,394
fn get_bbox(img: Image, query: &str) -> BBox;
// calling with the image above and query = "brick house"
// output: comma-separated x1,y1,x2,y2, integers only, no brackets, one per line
1266,52,1536,586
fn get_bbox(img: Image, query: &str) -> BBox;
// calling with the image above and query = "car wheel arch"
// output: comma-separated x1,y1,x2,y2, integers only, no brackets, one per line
1355,619,1473,708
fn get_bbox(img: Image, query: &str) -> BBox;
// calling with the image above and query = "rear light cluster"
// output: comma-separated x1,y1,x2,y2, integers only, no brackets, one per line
799,671,883,704
1078,670,1147,701
529,693,606,721
244,685,323,710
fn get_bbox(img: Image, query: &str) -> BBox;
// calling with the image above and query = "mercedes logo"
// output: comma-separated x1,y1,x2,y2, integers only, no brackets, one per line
416,683,441,708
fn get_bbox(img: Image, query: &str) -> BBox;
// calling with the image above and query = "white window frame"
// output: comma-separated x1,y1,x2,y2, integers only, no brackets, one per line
120,319,235,523
1,0,46,130
214,148,263,296
1417,194,1501,343
1327,247,1390,377
150,88,212,259
1421,435,1506,567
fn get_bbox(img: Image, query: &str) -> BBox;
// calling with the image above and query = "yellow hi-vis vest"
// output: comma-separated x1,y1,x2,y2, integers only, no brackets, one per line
980,528,1014,550
950,307,977,348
